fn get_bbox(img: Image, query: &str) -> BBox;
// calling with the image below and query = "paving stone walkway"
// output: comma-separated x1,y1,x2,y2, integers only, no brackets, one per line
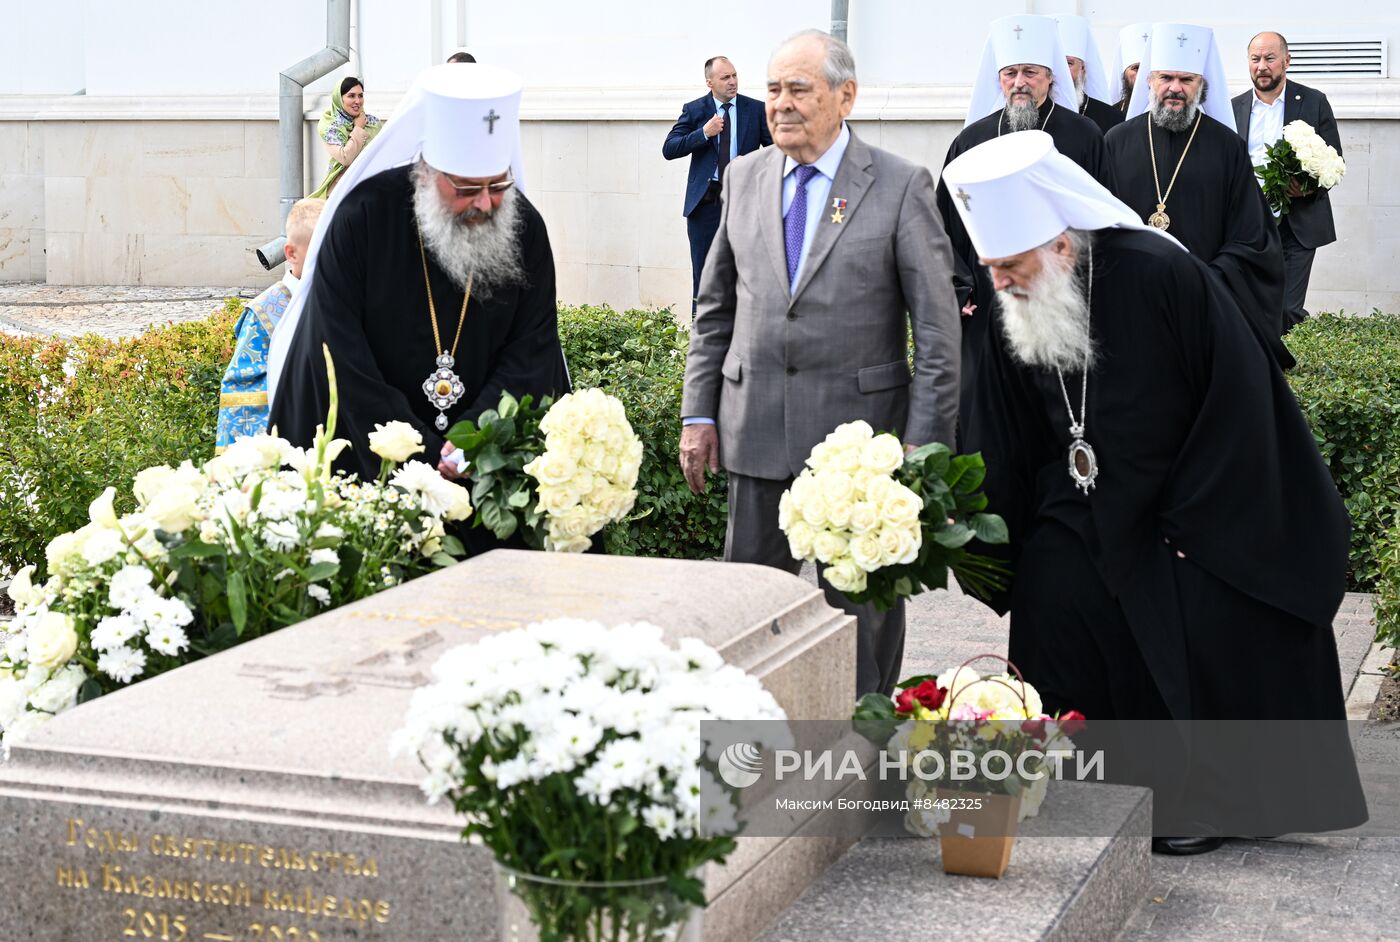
8,283,1398,940
0,283,249,338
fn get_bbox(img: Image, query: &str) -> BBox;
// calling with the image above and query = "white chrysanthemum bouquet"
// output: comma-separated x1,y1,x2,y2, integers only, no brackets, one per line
1256,119,1346,216
394,619,790,940
446,389,643,552
0,350,470,754
779,421,1009,610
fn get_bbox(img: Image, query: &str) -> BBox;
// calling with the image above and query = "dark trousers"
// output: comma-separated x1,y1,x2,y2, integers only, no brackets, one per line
686,188,722,314
725,472,907,698
1280,216,1317,333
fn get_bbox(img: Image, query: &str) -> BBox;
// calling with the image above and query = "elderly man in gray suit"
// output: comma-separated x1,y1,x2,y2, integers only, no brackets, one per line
680,29,962,697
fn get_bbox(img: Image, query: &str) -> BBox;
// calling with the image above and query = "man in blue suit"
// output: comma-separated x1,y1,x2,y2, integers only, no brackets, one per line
663,56,772,312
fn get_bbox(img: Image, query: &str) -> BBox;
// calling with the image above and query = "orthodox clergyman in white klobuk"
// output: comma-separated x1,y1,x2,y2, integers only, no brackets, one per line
936,14,1114,421
945,131,1365,854
268,65,570,555
1105,23,1290,365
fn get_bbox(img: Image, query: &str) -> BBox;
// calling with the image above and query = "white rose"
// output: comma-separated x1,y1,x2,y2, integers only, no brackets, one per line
89,487,120,529
812,530,848,565
133,465,177,506
826,497,854,530
146,483,202,534
786,521,817,561
818,471,855,506
44,530,87,573
861,434,906,475
849,533,885,572
828,420,874,449
444,483,473,523
524,451,577,489
849,501,880,536
81,528,126,568
876,525,920,567
879,483,924,530
7,565,41,610
823,557,867,594
799,493,829,528
778,489,795,531
368,421,425,463
27,612,78,670
27,665,86,714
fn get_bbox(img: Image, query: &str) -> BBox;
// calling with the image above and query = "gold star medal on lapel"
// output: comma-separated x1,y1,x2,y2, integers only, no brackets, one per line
830,197,847,224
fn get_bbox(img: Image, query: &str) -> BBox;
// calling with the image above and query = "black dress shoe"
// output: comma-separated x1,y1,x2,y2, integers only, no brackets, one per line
1151,836,1226,856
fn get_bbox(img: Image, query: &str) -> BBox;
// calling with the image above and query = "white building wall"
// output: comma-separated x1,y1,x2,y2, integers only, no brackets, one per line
0,1,1397,314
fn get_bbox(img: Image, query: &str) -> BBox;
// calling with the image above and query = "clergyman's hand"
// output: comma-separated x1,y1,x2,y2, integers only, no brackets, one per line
438,441,469,481
961,300,977,317
679,424,720,494
703,112,725,139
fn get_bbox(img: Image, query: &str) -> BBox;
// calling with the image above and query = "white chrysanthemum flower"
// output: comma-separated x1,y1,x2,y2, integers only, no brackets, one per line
307,585,331,607
91,613,142,652
97,646,147,684
310,548,339,568
108,565,155,609
146,624,189,658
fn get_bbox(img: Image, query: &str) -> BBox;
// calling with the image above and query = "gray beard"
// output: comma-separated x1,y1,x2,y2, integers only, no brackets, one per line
1005,99,1041,132
996,251,1095,372
1073,73,1087,108
411,161,525,298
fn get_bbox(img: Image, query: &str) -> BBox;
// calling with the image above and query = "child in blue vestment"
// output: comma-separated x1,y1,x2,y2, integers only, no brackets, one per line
215,198,326,452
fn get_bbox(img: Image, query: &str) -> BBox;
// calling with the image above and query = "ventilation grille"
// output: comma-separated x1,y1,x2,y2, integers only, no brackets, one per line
1287,38,1386,76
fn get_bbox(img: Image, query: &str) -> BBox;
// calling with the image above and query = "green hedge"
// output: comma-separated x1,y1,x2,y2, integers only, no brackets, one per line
1376,516,1400,648
0,302,240,577
0,303,726,578
1285,311,1400,597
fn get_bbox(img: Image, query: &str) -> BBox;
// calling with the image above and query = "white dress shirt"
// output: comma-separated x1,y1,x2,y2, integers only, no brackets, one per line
782,122,851,293
1248,81,1287,169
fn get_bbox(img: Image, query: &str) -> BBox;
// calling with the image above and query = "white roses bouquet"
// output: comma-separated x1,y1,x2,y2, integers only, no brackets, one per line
779,421,1009,610
0,352,471,755
446,389,643,552
1256,119,1346,216
394,618,790,940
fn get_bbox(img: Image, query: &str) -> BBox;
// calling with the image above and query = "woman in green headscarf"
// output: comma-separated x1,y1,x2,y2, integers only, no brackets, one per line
309,76,384,198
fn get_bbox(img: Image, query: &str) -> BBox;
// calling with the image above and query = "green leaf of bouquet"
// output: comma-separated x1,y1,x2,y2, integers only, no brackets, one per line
475,444,508,474
430,551,457,568
302,562,339,583
666,873,708,908
932,523,975,549
506,486,532,509
168,540,225,560
905,441,950,466
498,390,520,417
446,426,485,453
227,571,248,635
440,534,465,556
970,513,1009,545
77,679,104,704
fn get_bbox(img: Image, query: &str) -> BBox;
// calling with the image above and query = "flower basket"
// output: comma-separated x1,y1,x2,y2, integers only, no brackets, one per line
495,864,701,942
935,788,1022,879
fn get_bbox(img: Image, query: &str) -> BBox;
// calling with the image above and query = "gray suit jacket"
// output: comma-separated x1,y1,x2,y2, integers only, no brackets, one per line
1231,80,1341,249
682,129,961,480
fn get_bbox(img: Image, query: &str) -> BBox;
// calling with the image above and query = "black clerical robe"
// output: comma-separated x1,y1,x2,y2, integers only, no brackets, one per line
269,166,570,507
936,99,1114,427
964,228,1364,835
1105,112,1291,367
1081,96,1123,135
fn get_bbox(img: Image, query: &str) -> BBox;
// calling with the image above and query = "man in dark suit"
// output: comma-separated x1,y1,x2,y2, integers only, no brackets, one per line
663,56,772,312
1233,31,1342,331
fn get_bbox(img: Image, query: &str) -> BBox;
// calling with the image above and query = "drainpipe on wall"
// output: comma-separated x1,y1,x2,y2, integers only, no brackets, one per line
830,0,849,42
255,0,351,270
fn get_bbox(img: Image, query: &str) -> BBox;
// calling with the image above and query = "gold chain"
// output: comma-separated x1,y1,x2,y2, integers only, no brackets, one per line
416,228,473,358
1148,111,1203,215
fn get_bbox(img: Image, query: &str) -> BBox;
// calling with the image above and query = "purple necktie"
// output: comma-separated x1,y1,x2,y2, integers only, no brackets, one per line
785,165,819,285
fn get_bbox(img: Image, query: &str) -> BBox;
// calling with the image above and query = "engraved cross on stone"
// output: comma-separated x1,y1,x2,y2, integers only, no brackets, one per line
1013,25,1023,40
1176,33,1189,47
955,188,972,210
483,108,501,134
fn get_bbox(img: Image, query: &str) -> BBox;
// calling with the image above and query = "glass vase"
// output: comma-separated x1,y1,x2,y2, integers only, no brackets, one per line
494,863,702,942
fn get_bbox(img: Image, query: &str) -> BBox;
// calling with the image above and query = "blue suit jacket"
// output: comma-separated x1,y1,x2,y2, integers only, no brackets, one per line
663,93,771,217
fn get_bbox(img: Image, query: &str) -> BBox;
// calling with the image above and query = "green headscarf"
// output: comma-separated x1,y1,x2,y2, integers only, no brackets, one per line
308,79,383,199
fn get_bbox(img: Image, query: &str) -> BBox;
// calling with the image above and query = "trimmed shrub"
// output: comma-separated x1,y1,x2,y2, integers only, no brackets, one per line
0,302,727,576
1375,516,1400,648
1286,312,1400,593
0,302,239,577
